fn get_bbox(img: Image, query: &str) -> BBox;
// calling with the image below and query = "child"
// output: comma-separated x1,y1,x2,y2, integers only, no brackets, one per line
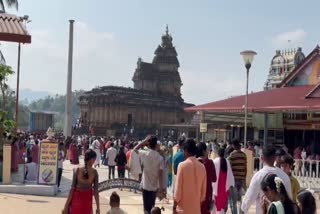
151,207,165,214
106,192,127,214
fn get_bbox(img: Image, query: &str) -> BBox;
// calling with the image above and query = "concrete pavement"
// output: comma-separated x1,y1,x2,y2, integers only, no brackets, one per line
1,158,319,213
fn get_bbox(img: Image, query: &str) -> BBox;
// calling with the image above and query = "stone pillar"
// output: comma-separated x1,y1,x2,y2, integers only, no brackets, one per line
64,20,74,137
2,144,11,184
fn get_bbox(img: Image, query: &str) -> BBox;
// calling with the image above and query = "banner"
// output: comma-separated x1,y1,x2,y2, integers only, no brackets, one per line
200,123,207,133
38,141,58,185
98,178,142,192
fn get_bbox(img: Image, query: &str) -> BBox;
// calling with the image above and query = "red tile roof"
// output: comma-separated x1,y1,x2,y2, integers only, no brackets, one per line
185,85,320,113
0,13,31,43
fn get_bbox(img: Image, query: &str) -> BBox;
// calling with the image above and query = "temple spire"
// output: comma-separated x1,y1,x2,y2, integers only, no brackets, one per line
166,24,169,35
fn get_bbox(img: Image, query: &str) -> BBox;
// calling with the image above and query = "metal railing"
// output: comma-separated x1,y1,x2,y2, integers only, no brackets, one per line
253,158,320,191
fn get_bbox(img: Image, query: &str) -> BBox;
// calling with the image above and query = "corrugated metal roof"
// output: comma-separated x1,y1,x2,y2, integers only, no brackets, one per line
0,13,31,43
185,85,320,113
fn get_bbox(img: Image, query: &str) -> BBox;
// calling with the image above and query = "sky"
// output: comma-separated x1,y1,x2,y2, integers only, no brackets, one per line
3,0,320,105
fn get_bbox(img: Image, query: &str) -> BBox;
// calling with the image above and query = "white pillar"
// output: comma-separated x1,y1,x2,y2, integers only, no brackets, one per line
64,20,74,137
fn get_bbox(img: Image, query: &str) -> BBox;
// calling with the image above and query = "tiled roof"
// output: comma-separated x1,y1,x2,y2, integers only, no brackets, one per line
0,13,31,43
185,85,320,113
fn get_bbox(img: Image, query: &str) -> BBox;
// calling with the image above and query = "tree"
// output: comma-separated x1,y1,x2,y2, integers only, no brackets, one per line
0,64,14,112
0,0,18,12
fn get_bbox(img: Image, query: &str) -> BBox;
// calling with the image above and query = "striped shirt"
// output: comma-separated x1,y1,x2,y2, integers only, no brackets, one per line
228,150,247,181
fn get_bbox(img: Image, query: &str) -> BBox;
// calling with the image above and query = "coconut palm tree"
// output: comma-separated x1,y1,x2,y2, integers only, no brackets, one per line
0,0,18,13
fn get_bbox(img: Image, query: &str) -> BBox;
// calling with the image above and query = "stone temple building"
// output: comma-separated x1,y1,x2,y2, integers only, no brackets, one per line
264,47,305,90
78,27,193,137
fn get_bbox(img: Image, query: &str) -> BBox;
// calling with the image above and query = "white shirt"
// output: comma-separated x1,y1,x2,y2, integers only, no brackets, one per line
241,165,292,214
92,140,101,152
26,162,37,181
107,207,127,214
139,149,163,191
106,147,117,166
129,150,142,177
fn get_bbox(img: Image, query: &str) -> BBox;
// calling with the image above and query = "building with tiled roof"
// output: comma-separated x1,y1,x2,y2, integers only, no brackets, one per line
186,45,320,151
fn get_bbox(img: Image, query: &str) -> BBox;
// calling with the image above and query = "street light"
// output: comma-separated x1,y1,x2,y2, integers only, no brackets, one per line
240,50,257,148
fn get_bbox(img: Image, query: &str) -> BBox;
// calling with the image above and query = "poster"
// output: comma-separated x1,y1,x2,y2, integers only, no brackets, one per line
38,141,58,185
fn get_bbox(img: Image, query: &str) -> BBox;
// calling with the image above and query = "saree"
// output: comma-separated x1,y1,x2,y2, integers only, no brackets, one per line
69,189,93,214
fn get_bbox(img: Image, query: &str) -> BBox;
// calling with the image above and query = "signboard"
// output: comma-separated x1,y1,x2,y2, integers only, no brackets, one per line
98,178,142,192
38,141,58,185
200,123,207,133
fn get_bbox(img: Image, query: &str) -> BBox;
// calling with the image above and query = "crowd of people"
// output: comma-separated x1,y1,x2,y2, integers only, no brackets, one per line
4,133,318,214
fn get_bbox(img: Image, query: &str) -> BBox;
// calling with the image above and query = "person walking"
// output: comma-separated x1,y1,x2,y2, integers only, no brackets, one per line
106,142,117,180
173,139,207,214
228,139,247,214
92,137,102,168
241,145,292,214
115,146,127,179
196,142,217,214
69,139,79,165
63,149,100,214
31,140,39,165
213,148,235,214
260,173,300,214
57,142,65,191
134,135,164,214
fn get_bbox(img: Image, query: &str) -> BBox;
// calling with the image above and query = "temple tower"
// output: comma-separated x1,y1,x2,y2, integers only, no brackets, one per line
132,26,182,97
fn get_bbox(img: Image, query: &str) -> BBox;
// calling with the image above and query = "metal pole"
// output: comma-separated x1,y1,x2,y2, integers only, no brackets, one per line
64,20,74,137
244,67,249,148
15,43,21,129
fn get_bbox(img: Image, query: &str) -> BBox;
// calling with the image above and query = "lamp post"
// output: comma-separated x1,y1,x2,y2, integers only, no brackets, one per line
240,50,257,148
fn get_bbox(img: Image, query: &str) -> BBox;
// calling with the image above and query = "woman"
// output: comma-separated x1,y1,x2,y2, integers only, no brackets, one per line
63,149,100,214
212,148,234,214
196,142,217,214
261,173,300,214
69,140,79,165
115,146,127,179
297,189,316,214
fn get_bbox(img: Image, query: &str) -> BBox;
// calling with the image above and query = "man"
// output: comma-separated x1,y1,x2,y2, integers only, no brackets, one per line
281,154,300,202
274,148,286,167
92,137,102,167
228,139,247,214
106,142,117,179
241,145,292,214
57,142,65,191
173,137,185,175
134,135,163,214
174,139,207,214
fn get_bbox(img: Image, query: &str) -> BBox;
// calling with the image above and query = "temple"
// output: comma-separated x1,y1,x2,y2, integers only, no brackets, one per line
264,48,305,90
186,45,320,153
78,27,193,137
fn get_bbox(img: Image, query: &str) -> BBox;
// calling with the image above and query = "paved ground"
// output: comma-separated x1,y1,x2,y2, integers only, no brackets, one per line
1,158,320,213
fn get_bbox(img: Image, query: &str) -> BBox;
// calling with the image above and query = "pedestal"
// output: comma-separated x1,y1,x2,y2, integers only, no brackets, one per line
3,144,11,184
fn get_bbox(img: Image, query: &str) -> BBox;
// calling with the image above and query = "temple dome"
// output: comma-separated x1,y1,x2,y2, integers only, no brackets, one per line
271,50,285,64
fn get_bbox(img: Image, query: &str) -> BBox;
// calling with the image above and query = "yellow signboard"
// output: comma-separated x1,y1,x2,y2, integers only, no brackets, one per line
38,141,59,185
200,123,207,133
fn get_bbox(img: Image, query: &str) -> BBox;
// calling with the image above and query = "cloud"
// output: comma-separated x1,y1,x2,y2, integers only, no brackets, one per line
272,29,307,47
181,70,245,105
1,21,117,94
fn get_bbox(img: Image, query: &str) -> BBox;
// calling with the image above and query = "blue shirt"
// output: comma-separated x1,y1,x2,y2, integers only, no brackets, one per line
173,150,184,175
